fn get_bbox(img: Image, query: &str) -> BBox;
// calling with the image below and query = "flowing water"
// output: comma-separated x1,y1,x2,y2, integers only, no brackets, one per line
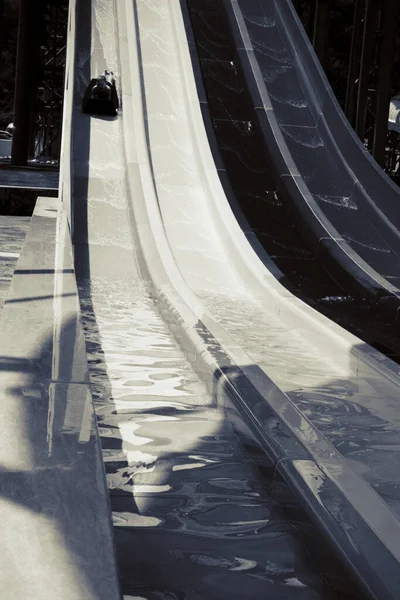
78,275,341,600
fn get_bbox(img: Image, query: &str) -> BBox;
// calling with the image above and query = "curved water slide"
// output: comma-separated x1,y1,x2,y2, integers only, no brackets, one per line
59,0,400,598
62,0,348,597
61,1,356,597
220,0,400,336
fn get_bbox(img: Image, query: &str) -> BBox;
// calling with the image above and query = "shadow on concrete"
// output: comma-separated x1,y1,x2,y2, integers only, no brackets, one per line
0,309,118,597
0,0,119,595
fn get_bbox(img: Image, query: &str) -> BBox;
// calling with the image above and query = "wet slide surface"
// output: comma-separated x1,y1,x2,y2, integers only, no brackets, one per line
188,0,400,502
185,0,400,539
185,0,400,360
79,277,352,599
70,0,357,597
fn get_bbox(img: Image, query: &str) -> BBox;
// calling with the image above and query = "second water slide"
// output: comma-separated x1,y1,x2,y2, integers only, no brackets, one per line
114,0,400,598
222,0,400,342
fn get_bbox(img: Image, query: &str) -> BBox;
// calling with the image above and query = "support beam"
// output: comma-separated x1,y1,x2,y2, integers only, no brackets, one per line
312,0,330,70
373,0,400,167
307,0,317,40
0,0,4,79
355,0,379,142
11,0,42,166
345,0,365,127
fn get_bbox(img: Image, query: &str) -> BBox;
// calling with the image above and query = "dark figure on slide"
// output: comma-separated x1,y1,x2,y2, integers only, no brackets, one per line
92,71,115,99
82,70,119,116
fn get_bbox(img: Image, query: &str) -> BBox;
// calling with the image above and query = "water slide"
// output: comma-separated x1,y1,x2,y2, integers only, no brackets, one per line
56,0,400,597
65,0,350,597
193,0,400,356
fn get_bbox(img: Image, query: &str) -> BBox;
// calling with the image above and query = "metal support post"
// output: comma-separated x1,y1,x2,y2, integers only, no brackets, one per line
11,0,42,166
312,0,330,70
0,0,4,78
373,0,400,167
355,0,379,142
345,0,365,127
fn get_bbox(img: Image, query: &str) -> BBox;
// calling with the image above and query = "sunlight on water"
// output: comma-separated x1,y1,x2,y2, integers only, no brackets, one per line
93,0,119,73
197,289,346,389
77,275,330,597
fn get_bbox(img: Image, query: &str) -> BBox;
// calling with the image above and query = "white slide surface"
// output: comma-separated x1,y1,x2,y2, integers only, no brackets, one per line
128,0,400,488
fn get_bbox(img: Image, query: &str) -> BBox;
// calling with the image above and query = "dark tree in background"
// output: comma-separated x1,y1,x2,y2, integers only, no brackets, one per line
0,0,18,131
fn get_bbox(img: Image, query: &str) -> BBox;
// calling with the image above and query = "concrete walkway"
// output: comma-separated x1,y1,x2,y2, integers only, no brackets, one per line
0,215,30,309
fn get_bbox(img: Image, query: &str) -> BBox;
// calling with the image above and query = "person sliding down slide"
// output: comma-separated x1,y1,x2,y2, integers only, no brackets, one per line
82,70,119,116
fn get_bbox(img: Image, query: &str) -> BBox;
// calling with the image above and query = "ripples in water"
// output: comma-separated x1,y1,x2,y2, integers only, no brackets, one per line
78,275,336,599
198,288,400,518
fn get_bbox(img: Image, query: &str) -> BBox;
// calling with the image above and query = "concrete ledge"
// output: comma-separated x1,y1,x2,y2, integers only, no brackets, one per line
0,197,121,599
116,2,400,599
